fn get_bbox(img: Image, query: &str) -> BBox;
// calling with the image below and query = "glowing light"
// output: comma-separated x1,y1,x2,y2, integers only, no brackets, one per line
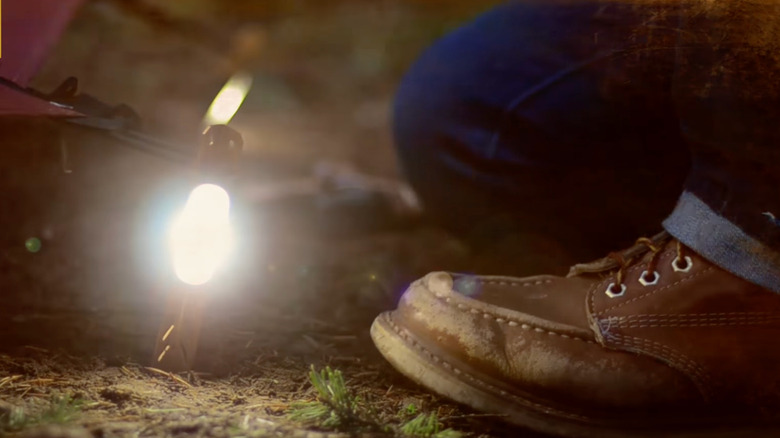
203,72,253,125
169,184,233,286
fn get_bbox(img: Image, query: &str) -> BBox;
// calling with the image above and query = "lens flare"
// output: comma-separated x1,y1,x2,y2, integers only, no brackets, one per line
203,72,253,125
25,237,42,253
169,184,233,286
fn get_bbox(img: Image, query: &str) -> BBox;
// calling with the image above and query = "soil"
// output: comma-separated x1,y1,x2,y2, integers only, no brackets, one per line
0,1,552,437
0,342,522,438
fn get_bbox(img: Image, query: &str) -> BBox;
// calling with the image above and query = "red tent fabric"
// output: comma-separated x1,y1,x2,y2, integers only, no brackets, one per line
0,0,85,117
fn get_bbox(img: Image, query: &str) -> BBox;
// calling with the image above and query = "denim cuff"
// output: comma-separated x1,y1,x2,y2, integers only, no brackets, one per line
663,191,780,293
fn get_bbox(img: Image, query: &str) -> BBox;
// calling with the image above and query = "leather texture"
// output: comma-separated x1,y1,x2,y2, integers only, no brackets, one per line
382,238,780,426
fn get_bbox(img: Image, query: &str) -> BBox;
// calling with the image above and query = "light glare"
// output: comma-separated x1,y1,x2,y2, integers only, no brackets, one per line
170,184,233,286
203,72,253,125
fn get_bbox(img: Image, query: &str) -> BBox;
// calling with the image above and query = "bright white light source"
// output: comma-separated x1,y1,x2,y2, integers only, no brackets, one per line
170,184,233,286
203,72,253,125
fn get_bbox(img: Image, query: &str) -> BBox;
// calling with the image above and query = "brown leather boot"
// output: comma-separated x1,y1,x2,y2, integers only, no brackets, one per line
371,232,780,437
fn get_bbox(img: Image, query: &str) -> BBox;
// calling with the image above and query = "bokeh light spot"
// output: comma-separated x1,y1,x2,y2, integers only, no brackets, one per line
25,237,42,253
453,275,481,297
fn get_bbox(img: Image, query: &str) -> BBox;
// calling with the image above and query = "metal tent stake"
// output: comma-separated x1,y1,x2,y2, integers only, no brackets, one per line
151,124,243,372
153,288,207,372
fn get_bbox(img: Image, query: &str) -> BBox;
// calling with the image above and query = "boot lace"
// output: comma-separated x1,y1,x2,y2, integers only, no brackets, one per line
568,231,693,298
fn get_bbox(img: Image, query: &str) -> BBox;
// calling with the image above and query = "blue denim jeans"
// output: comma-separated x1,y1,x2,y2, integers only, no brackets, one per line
395,1,780,291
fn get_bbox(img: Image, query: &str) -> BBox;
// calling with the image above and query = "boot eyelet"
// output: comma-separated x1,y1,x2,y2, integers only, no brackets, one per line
605,282,626,298
638,270,660,286
672,256,693,273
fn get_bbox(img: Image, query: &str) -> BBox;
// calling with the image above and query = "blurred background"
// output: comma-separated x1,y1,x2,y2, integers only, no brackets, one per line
33,0,502,177
1,0,503,364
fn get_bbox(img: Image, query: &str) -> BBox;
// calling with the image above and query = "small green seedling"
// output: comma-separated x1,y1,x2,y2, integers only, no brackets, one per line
288,366,462,437
289,365,382,431
0,394,85,433
400,412,463,438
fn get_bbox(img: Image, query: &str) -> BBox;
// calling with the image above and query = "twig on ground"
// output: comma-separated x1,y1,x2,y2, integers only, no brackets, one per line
0,375,22,389
144,367,193,388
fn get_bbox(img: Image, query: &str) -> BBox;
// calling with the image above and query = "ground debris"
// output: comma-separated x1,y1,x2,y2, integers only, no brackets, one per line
17,424,92,438
98,387,135,407
143,367,193,389
0,346,522,437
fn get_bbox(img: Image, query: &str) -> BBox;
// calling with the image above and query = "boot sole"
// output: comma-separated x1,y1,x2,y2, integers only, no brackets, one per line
371,312,778,438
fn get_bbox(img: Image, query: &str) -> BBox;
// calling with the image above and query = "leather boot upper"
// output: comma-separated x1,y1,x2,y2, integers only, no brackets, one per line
390,235,780,423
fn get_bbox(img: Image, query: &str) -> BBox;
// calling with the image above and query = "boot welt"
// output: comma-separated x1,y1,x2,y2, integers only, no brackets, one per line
371,312,780,438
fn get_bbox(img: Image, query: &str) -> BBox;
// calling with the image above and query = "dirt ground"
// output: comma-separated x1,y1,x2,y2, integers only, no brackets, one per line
0,1,556,437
